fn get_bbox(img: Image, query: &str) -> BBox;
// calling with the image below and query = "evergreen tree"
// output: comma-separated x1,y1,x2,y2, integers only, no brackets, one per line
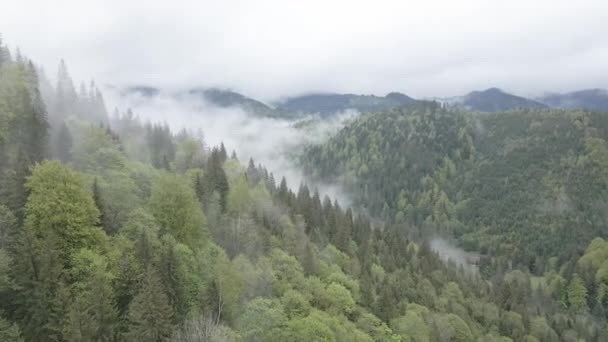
202,148,229,211
126,268,174,342
92,177,112,235
54,59,77,119
11,228,69,341
63,249,117,341
246,158,259,186
0,315,23,342
219,143,227,164
54,121,72,162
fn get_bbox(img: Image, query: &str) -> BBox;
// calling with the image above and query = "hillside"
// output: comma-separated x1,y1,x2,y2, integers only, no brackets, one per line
462,88,548,112
123,86,282,118
276,92,416,116
538,89,608,112
4,39,608,341
189,88,279,118
301,102,608,277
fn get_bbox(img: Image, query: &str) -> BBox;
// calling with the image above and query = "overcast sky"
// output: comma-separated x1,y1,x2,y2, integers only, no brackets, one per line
1,0,607,101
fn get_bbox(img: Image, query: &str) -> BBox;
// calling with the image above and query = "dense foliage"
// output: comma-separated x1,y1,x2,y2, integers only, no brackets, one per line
2,37,608,341
302,101,608,337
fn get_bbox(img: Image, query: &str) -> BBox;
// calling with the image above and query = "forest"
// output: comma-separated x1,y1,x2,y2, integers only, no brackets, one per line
2,37,608,342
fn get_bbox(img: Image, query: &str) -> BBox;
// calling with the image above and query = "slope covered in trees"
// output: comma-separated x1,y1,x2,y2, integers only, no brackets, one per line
275,92,416,117
302,103,608,263
538,89,608,113
2,37,608,341
301,101,608,323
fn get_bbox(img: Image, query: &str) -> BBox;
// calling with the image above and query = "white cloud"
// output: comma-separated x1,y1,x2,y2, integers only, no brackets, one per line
1,0,607,100
106,89,356,204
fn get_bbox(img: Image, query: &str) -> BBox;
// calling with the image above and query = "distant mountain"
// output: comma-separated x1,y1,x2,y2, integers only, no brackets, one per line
188,88,278,117
122,86,282,118
275,92,416,116
123,86,160,97
123,86,608,117
461,88,548,112
537,89,608,112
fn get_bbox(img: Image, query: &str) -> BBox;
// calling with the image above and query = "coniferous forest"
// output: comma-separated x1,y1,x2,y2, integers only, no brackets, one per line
2,32,608,342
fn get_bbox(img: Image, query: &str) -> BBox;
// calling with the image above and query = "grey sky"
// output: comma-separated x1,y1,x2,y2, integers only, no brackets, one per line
2,0,607,101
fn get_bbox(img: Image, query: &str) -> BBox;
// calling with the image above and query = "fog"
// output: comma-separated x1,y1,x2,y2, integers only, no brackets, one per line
2,0,607,101
106,88,356,204
430,237,480,273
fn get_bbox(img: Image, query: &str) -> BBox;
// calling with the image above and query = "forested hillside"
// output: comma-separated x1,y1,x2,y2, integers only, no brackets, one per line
301,101,608,334
3,37,608,342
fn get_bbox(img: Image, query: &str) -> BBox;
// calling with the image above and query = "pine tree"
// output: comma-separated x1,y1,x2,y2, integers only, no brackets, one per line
92,178,111,235
54,59,77,119
11,227,69,341
0,205,17,249
126,268,174,342
202,148,229,212
55,122,72,162
219,143,227,164
567,275,588,313
0,35,12,67
7,149,30,220
63,250,117,341
194,172,204,203
246,158,259,186
0,316,23,342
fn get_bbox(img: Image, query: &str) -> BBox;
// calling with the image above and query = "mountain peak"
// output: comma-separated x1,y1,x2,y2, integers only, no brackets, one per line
463,88,547,112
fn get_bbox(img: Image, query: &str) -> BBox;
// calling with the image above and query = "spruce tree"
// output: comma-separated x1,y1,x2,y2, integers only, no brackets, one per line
126,268,174,342
55,122,72,162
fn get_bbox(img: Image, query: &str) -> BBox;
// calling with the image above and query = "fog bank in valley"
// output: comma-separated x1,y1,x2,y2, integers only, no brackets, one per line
106,88,356,205
430,237,480,273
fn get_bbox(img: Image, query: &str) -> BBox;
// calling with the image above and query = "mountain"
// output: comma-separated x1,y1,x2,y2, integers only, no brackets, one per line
123,86,608,118
461,87,548,112
6,38,608,341
538,88,608,112
122,85,161,97
122,86,282,118
275,92,416,116
301,103,608,270
188,88,279,117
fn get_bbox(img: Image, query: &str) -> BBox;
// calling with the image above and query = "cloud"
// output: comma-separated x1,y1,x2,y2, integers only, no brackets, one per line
1,0,607,100
430,237,479,273
106,88,356,204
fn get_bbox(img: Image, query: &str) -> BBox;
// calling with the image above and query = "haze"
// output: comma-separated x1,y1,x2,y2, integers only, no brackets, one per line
108,89,356,204
2,0,607,101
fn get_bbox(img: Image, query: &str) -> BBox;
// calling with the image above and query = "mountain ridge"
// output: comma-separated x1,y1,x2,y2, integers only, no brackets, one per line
121,85,608,118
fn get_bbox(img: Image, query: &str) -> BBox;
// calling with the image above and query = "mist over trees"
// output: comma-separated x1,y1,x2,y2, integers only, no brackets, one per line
2,34,608,342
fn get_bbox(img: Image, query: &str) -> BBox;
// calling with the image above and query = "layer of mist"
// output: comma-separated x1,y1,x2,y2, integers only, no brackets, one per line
430,237,480,273
105,88,356,205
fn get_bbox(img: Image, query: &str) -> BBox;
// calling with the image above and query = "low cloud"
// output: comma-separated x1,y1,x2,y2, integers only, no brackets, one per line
106,88,356,204
430,237,479,273
2,0,607,101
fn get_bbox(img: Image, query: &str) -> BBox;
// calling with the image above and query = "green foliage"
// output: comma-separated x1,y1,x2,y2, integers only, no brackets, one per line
284,311,335,342
149,173,208,247
0,316,23,342
24,161,102,259
63,250,117,341
126,268,174,342
325,282,356,316
2,51,608,341
302,105,608,271
281,289,311,318
236,298,287,342
566,275,588,313
390,310,430,342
